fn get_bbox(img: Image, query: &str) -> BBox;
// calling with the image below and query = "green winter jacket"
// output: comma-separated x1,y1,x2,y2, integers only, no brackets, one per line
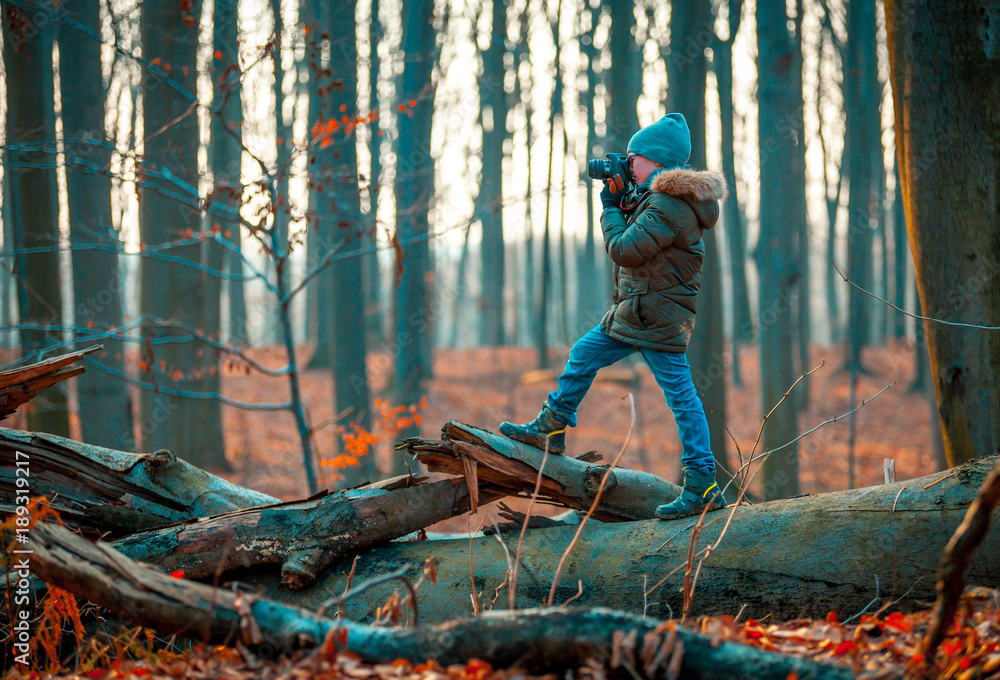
599,167,728,352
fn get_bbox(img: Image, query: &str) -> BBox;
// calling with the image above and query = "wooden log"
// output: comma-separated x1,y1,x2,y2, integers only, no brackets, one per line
401,422,681,521
111,476,506,589
0,427,277,536
248,456,1000,624
0,346,102,420
25,521,853,680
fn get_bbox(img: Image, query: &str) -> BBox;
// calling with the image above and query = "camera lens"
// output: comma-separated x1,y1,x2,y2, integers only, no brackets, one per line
587,158,611,180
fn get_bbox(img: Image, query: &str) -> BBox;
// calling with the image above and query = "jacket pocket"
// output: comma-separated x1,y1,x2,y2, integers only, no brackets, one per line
617,275,649,298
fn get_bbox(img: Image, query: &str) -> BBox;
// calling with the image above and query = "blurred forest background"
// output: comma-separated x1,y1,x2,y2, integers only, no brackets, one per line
1,0,995,505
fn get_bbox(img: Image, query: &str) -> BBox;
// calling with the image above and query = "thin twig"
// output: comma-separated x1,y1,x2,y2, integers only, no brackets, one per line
510,441,549,609
720,381,894,498
923,470,959,490
547,394,637,606
873,577,926,618
335,556,360,619
469,512,490,615
832,259,1000,330
843,576,880,624
892,486,906,512
681,504,712,623
316,562,413,617
488,514,516,581
740,360,826,489
561,580,584,606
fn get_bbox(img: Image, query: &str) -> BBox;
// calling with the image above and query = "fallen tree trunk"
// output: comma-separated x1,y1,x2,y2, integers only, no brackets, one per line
112,476,506,589
402,422,681,521
249,457,1000,624
0,427,277,535
26,521,854,680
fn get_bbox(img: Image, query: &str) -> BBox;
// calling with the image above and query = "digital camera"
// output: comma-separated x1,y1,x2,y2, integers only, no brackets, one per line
587,152,631,182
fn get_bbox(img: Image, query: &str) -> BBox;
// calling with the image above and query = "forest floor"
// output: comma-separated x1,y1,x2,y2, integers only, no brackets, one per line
207,339,938,532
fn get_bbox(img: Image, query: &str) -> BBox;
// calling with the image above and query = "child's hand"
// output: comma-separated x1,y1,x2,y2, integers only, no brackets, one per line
601,175,625,209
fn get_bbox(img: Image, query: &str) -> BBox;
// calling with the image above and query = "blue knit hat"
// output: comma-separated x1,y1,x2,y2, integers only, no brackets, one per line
627,113,691,170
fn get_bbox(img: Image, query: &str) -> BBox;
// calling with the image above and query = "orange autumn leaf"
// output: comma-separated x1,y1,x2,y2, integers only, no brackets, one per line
833,641,855,656
885,612,913,632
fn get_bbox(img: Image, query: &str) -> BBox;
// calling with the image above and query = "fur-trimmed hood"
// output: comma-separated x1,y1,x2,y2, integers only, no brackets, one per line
650,168,729,202
649,168,728,230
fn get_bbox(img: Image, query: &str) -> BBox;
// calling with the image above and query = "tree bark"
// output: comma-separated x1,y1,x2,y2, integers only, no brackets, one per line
2,0,70,437
754,1,800,499
139,0,228,470
27,521,854,680
0,426,276,536
714,0,751,367
403,422,681,522
365,0,385,346
59,0,133,450
326,0,375,487
844,0,880,373
110,476,504,589
477,0,507,346
304,0,334,369
885,0,1000,467
256,457,1000,625
393,0,438,454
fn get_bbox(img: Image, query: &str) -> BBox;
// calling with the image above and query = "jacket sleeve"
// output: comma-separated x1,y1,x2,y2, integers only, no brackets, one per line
600,195,679,267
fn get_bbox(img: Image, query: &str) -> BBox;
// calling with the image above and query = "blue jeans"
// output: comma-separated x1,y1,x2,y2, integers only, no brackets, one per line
546,326,715,472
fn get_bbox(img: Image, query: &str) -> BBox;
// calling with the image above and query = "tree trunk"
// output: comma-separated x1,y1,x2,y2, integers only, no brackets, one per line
256,457,1000,624
27,520,855,680
212,0,247,347
58,0,133,450
110,476,504,589
0,426,276,536
327,0,375,487
305,0,335,370
265,0,293,348
365,0,385,346
754,1,800,500
2,0,70,437
477,0,507,347
138,0,228,471
892,163,907,340
666,0,728,483
393,0,437,457
213,2,247,347
2,177,14,333
714,0,751,368
192,0,235,474
605,1,640,153
578,7,601,330
885,0,1000,467
844,0,879,374
790,0,811,411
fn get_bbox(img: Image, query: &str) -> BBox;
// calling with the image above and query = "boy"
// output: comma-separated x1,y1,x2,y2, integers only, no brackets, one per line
500,113,729,520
